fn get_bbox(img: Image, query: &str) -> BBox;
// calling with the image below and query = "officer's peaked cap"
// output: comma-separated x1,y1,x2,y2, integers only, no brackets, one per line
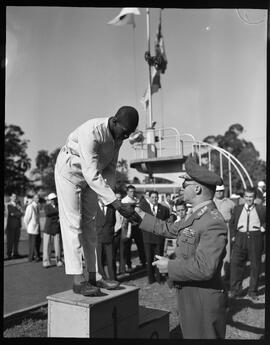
183,156,223,187
115,106,139,132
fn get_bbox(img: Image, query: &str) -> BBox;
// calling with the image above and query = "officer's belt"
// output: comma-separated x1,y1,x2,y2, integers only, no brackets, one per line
173,279,223,290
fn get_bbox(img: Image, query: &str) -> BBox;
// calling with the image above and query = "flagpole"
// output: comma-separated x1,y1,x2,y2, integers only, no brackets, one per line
146,8,153,129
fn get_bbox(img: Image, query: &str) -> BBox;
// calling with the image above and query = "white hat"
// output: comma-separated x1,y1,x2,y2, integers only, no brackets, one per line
47,193,57,200
258,181,265,188
216,185,225,191
230,194,240,199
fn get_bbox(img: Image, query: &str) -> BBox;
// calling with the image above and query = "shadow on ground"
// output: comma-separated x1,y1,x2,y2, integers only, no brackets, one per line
170,324,183,338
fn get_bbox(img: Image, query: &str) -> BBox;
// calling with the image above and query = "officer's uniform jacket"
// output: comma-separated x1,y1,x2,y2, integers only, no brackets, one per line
139,200,227,288
58,117,122,205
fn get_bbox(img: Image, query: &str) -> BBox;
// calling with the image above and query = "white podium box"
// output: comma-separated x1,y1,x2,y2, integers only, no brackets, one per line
47,285,139,338
138,306,170,339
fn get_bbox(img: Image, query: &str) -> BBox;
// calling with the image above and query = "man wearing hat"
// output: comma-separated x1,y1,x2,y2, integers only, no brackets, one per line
214,184,235,280
43,193,64,268
131,156,228,339
54,106,139,296
256,180,266,204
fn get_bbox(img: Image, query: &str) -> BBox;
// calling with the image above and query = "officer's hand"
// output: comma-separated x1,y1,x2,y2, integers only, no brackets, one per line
231,236,236,243
152,255,169,274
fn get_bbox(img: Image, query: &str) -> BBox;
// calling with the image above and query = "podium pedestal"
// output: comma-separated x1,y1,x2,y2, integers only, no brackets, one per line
47,284,170,338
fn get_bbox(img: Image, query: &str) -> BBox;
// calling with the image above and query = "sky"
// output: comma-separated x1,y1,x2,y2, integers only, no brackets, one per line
5,6,267,181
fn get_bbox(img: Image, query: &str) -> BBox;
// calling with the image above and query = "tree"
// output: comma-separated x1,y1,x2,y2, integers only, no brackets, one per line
115,158,130,194
5,124,32,195
35,150,50,170
117,158,128,173
30,148,61,194
203,124,266,194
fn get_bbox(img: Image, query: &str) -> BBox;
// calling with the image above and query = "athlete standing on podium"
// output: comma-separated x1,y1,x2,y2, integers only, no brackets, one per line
55,106,139,296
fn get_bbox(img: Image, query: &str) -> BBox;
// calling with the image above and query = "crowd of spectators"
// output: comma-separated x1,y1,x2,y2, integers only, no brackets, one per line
4,179,266,296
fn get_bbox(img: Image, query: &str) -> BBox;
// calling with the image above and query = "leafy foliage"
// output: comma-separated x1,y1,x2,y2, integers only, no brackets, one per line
31,148,61,194
203,124,266,194
115,158,129,194
5,124,32,195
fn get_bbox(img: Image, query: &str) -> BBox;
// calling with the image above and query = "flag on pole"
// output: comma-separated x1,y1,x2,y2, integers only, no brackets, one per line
154,11,167,74
140,10,167,110
140,68,161,110
108,8,140,28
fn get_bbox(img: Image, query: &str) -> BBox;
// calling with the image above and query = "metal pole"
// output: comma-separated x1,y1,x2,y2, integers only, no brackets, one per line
146,8,153,129
219,151,223,179
228,159,232,196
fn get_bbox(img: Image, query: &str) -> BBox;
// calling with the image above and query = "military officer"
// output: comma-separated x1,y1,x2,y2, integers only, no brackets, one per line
132,156,228,339
55,106,139,296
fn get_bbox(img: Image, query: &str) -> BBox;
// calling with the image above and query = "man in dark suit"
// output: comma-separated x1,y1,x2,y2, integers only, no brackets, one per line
229,186,266,300
5,193,23,259
95,197,120,288
140,190,170,284
130,157,228,339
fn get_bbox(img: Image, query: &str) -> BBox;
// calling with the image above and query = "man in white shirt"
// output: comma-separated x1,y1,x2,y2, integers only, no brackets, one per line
55,106,139,296
24,194,42,262
121,185,146,273
162,193,174,213
229,187,266,300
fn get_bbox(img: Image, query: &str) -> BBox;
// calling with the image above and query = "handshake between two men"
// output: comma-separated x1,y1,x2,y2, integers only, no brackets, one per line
110,199,169,275
110,199,143,224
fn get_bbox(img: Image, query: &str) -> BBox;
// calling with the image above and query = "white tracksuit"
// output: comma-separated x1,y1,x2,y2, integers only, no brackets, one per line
55,117,121,276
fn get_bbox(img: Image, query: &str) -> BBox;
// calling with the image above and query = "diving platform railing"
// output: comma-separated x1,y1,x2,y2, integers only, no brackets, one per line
130,127,253,196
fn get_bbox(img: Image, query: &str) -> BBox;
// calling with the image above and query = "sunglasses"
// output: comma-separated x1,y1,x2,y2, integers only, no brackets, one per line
182,181,197,189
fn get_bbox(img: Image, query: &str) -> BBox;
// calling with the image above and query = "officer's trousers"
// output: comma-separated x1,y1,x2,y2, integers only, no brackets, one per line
176,286,228,339
55,155,101,279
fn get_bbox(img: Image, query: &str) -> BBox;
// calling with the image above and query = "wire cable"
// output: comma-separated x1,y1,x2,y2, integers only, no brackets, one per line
236,9,266,25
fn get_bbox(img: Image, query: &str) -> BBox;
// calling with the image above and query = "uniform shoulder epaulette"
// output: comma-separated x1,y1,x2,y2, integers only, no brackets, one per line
210,209,223,220
197,205,208,218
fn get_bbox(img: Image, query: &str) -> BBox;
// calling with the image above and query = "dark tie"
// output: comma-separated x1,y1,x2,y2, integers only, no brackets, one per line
152,205,156,215
246,207,250,238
